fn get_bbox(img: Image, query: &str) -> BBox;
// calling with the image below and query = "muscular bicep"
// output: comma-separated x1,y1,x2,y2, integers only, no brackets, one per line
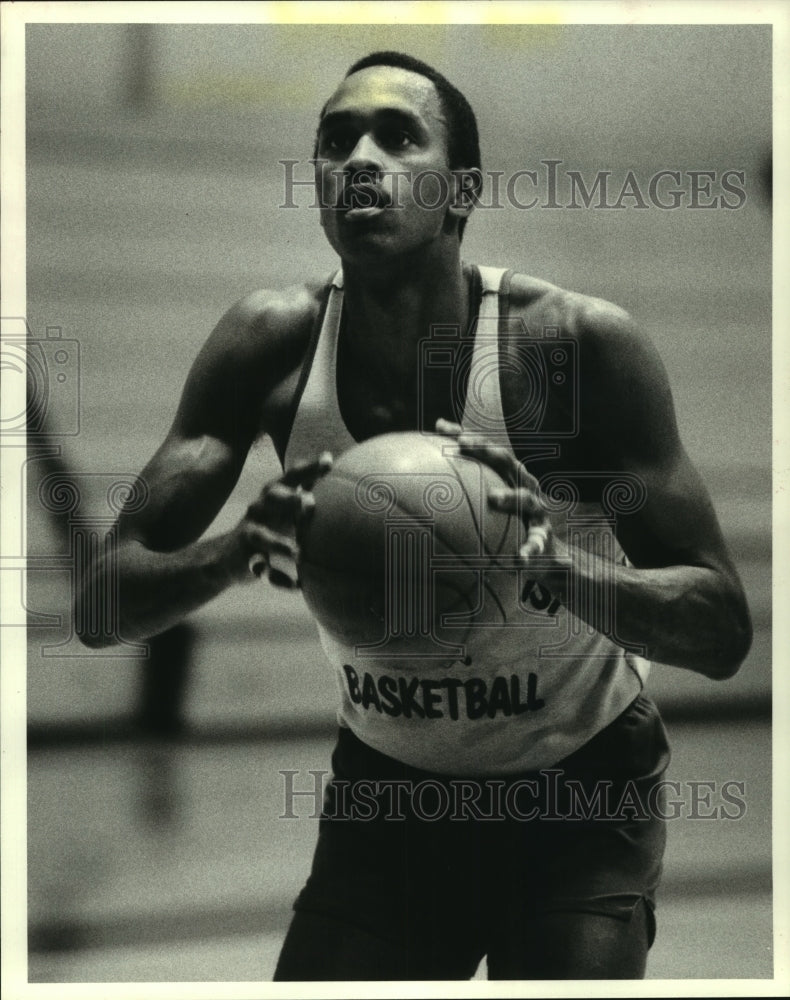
119,431,245,551
580,308,736,575
614,447,734,573
117,301,266,551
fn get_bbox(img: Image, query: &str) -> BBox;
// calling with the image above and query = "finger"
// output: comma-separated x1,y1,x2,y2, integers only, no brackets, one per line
457,434,530,488
434,418,463,438
248,552,268,579
247,532,300,584
280,452,333,490
489,487,548,527
249,553,301,587
248,483,313,525
488,486,551,559
268,566,299,590
269,548,299,582
245,524,299,559
520,522,551,559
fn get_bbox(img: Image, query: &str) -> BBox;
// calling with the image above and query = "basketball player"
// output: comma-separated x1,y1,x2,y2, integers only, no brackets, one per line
78,53,752,979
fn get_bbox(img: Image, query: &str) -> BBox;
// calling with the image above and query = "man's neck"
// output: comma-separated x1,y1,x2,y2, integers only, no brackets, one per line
340,249,470,364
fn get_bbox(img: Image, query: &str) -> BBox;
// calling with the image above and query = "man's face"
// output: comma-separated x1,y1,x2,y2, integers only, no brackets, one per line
314,65,455,260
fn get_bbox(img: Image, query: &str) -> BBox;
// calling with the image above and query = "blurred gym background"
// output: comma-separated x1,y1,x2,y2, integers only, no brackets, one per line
21,23,771,981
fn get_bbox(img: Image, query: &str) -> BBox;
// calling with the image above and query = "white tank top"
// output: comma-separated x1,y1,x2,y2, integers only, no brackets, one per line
284,266,649,775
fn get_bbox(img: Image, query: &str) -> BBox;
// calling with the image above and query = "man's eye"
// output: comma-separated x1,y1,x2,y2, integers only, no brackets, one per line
322,131,355,154
381,128,414,150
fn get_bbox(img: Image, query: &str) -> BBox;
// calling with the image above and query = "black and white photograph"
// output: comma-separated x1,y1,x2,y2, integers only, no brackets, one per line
1,1,787,994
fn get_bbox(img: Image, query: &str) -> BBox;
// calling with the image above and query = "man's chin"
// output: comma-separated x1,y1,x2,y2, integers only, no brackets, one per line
324,225,403,259
321,218,439,265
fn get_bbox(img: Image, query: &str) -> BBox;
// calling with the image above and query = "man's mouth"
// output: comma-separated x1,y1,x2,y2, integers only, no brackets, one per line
339,182,388,215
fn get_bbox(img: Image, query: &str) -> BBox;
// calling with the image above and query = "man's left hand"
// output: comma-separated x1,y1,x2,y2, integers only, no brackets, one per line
434,418,564,562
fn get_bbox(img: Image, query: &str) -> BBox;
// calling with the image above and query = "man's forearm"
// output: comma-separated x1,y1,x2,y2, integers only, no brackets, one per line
536,546,752,679
75,531,248,647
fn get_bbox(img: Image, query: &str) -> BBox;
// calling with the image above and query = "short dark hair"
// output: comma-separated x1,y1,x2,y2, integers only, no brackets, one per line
315,51,481,238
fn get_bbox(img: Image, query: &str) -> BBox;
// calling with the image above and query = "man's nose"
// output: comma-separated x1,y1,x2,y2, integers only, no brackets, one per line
344,133,383,177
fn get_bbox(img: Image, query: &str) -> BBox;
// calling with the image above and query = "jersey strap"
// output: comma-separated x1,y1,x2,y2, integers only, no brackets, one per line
461,266,513,453
283,271,355,469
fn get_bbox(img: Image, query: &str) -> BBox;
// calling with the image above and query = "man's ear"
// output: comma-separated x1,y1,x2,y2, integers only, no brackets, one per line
449,167,483,220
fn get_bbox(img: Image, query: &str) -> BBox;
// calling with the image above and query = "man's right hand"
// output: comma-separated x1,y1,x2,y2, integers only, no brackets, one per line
238,452,333,589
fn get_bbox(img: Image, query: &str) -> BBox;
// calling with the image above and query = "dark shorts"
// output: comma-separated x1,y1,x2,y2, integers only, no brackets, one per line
291,693,670,964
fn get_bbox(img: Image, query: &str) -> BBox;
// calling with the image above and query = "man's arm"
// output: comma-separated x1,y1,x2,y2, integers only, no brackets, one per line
451,302,753,680
75,289,325,647
552,303,753,678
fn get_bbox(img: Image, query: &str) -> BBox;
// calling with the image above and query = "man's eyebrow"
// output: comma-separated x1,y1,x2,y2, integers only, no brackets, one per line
318,107,431,133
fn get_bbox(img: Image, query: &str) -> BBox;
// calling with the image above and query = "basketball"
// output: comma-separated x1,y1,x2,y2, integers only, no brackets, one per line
297,432,521,663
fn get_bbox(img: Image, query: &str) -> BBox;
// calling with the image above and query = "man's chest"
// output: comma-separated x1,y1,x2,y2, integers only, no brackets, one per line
335,348,466,440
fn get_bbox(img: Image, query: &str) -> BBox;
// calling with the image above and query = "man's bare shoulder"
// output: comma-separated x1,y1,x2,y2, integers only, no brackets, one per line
216,276,331,358
506,269,673,432
170,276,335,448
506,270,636,344
188,275,334,404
